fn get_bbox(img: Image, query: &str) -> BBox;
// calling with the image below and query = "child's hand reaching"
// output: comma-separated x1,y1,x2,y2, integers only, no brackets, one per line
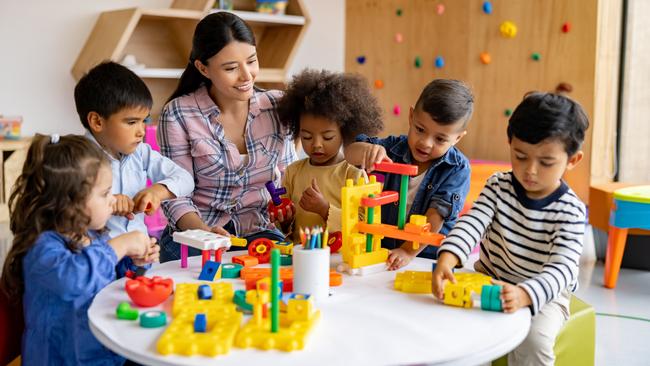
431,251,460,300
386,246,417,270
113,194,135,220
133,187,161,215
131,237,160,266
492,280,532,313
300,179,329,220
362,144,392,173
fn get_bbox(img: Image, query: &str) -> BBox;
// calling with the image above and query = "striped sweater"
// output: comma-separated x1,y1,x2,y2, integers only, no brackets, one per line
438,172,586,315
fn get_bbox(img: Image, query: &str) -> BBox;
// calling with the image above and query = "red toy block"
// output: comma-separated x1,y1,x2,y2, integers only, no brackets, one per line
125,276,174,307
248,238,274,264
373,161,418,176
267,198,293,223
360,191,399,207
327,231,343,254
232,255,259,267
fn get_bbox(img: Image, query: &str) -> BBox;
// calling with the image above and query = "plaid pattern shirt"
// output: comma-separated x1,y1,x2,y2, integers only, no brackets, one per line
157,86,296,236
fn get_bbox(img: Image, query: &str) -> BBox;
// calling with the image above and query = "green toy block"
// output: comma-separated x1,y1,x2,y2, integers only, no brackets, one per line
221,263,243,278
116,301,139,320
140,311,167,328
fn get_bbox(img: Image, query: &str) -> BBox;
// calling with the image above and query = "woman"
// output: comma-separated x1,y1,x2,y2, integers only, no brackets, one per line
157,12,296,262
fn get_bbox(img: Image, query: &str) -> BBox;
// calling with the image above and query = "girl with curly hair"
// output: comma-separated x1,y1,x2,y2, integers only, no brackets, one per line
0,134,156,365
274,69,383,242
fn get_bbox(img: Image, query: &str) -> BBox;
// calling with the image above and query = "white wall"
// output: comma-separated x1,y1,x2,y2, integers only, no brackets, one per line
0,0,344,137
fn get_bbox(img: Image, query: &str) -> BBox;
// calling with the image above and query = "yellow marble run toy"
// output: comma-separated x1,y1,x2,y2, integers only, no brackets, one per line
338,162,445,275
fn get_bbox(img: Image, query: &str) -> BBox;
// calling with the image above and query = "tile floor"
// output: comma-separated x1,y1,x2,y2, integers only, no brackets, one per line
0,223,648,365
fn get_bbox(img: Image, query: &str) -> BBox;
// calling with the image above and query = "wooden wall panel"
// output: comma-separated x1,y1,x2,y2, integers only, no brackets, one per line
346,0,621,202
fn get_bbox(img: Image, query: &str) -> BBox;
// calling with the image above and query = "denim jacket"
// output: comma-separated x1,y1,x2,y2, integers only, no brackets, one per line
356,134,471,258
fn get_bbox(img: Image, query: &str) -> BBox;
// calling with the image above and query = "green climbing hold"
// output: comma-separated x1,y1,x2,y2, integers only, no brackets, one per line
531,52,541,61
414,56,422,68
504,108,513,117
396,8,403,16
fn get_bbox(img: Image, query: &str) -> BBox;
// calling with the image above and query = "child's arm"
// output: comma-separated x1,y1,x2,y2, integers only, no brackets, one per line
113,194,135,219
132,183,173,214
516,211,585,315
386,208,443,270
344,142,391,172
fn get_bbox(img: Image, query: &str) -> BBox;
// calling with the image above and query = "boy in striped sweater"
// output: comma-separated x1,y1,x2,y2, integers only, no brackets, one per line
432,92,589,366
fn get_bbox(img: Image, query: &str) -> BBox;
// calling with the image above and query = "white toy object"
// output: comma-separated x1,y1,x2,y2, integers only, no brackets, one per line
172,229,247,268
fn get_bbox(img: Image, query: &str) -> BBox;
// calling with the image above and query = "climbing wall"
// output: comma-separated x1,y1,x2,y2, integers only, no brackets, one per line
346,0,621,201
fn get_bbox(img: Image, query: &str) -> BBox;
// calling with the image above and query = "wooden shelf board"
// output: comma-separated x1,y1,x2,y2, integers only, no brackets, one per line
210,9,305,25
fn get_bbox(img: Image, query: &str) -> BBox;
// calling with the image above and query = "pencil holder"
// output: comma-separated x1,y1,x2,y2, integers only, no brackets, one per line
292,246,329,301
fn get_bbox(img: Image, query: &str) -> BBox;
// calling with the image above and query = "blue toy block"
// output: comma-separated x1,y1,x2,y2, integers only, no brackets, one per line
289,293,311,300
194,313,207,333
197,284,212,299
198,261,220,281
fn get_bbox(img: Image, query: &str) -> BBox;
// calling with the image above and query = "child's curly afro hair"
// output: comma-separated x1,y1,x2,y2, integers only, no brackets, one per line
277,69,383,143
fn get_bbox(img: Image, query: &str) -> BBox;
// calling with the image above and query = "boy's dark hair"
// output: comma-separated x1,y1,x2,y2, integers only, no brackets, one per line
507,92,589,156
74,61,153,129
414,79,474,128
277,69,383,144
0,135,108,302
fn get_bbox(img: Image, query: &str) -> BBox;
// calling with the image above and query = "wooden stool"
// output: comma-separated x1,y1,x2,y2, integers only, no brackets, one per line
604,185,650,288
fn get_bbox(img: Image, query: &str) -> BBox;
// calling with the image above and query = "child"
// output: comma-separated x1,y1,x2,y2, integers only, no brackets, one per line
432,92,588,366
274,69,383,241
74,61,194,238
345,79,473,269
0,135,158,365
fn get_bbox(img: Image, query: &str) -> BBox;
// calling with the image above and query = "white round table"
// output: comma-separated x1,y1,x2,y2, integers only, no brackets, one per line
89,253,530,366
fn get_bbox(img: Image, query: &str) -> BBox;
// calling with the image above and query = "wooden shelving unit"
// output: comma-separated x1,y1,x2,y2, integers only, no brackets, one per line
72,0,309,118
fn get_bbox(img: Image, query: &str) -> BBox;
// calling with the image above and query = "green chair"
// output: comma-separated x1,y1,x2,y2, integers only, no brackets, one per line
492,295,595,366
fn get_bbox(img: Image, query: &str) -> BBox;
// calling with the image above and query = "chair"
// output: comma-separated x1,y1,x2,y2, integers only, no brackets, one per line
0,289,23,366
492,295,595,366
604,185,650,288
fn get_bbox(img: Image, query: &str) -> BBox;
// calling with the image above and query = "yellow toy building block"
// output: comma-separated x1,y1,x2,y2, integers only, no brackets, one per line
157,306,242,357
341,176,382,264
234,309,320,351
442,273,492,308
230,237,247,247
349,248,390,268
394,271,432,294
287,295,314,322
172,282,235,316
273,240,294,255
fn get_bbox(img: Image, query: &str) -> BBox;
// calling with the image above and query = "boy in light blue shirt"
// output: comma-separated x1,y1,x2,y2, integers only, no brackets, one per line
75,61,194,238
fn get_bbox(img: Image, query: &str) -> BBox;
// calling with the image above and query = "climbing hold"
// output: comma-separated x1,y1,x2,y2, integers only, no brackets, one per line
435,56,445,68
436,4,445,15
562,22,571,33
414,56,422,68
499,21,517,38
393,104,401,116
531,52,541,61
396,8,403,16
555,82,573,94
504,108,513,117
479,52,491,65
395,32,403,43
374,79,384,89
356,56,366,65
482,1,493,14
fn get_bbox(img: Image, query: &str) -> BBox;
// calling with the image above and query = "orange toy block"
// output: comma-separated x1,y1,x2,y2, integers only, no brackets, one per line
232,255,259,267
373,161,418,176
360,191,399,207
357,222,444,247
241,267,343,289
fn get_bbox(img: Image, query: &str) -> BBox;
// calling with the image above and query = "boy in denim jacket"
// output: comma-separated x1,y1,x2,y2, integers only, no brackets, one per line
345,79,473,268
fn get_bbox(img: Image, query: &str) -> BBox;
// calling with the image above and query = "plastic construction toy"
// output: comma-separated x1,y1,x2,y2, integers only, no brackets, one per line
116,301,139,320
157,282,242,357
240,266,343,292
234,249,321,351
265,181,294,223
338,162,444,275
394,271,503,312
198,261,222,281
172,229,247,269
125,276,174,307
140,311,167,328
248,237,275,264
232,255,259,267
